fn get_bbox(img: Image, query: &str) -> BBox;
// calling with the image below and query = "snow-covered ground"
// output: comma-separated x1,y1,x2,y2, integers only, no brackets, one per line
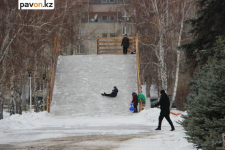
0,108,184,131
0,109,195,149
0,55,196,149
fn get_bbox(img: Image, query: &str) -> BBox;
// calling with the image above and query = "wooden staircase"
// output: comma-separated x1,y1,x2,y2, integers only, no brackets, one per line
97,33,138,55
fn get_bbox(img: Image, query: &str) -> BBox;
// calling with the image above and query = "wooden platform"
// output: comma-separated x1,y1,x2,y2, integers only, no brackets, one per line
97,34,138,55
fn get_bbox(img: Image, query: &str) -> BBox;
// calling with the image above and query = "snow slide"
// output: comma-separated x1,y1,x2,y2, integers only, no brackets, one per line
50,55,138,118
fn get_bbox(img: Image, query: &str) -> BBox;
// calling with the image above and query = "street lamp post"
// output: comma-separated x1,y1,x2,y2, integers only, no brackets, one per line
43,74,46,110
27,70,32,113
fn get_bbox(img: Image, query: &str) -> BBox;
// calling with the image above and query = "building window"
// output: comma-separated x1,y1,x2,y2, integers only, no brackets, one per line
109,0,115,3
122,26,130,35
122,26,127,35
77,27,84,36
77,45,85,54
102,33,108,37
102,16,108,21
110,16,115,21
101,0,107,3
110,33,115,37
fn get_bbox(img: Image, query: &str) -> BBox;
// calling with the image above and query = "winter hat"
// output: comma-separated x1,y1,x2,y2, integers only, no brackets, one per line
160,90,165,94
132,91,136,94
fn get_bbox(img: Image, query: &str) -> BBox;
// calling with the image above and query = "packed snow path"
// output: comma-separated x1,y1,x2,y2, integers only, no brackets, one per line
50,55,138,118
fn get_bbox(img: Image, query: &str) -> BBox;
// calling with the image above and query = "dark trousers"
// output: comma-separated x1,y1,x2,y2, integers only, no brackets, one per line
134,105,138,112
158,110,175,129
123,47,128,54
105,93,116,97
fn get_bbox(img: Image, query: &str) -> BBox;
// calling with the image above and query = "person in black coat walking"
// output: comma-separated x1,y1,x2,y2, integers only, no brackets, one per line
154,90,175,131
121,34,129,54
101,86,118,97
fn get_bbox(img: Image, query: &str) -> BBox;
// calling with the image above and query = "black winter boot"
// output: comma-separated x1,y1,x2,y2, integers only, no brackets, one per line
170,128,175,131
155,127,161,130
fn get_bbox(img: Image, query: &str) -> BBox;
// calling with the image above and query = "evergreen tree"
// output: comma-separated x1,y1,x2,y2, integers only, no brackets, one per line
180,38,225,148
180,0,225,68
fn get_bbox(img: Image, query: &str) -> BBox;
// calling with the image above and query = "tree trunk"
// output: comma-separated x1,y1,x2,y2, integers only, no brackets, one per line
10,79,16,115
0,60,6,119
0,94,3,119
15,91,22,115
166,0,169,27
159,34,168,93
170,2,185,108
34,57,39,112
146,76,151,98
157,64,161,98
15,73,22,114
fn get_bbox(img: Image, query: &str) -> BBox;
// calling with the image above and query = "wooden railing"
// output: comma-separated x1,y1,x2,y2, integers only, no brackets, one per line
46,36,61,113
97,33,141,93
135,33,141,93
97,36,136,54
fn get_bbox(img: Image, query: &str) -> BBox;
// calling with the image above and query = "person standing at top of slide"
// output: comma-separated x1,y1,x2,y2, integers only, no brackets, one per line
121,34,129,54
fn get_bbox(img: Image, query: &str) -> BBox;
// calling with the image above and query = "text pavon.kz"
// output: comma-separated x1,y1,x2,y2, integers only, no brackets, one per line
18,0,54,10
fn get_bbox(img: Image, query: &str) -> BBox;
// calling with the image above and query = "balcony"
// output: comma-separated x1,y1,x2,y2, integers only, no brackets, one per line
84,18,129,23
87,0,130,5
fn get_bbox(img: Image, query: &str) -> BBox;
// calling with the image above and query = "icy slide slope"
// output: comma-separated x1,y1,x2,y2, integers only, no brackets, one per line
50,55,138,118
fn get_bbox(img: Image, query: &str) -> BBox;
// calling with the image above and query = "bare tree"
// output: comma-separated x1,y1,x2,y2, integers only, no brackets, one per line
0,0,87,116
0,93,3,119
128,0,195,102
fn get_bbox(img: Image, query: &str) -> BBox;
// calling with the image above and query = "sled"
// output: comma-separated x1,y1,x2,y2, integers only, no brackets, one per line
170,111,180,116
129,103,134,111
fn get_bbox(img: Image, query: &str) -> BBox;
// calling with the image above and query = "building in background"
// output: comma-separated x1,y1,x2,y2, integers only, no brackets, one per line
76,0,133,55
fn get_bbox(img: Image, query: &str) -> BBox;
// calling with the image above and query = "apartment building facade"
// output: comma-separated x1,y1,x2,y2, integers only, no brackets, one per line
76,0,134,55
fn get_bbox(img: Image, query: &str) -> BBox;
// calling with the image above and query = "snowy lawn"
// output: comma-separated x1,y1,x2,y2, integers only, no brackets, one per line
0,108,196,150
